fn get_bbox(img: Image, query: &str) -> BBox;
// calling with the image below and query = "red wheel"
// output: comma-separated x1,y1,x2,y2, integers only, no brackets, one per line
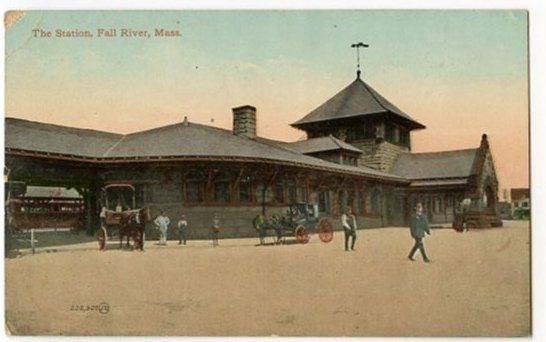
295,226,309,244
98,226,107,251
317,218,334,243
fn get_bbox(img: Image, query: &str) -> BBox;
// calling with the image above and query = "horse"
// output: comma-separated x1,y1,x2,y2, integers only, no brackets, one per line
118,207,150,250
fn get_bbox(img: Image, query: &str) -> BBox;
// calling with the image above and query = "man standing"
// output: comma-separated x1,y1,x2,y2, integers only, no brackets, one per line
177,215,188,245
341,206,357,251
408,202,431,263
154,210,170,246
212,214,220,248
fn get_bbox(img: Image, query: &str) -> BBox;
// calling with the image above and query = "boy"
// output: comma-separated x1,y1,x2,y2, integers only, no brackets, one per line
212,214,220,247
177,215,188,245
341,206,357,251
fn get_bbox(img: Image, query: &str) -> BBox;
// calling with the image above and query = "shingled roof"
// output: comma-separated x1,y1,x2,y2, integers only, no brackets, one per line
5,118,122,157
292,77,425,130
281,135,362,155
391,149,480,180
5,117,406,182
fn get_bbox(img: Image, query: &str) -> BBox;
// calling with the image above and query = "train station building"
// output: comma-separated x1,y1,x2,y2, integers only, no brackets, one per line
5,72,502,238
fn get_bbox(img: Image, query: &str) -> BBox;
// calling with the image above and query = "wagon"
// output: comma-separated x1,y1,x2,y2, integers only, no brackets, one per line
452,195,503,231
5,182,85,254
98,184,149,251
253,202,334,245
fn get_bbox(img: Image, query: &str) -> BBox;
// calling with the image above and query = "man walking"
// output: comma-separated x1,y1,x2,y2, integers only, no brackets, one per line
341,206,357,251
408,202,431,262
212,214,220,247
154,210,170,246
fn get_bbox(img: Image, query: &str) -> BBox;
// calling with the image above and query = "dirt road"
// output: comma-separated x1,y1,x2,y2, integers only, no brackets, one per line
5,221,530,336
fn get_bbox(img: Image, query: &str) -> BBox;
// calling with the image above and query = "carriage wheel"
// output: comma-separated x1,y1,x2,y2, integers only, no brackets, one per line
98,226,107,251
295,226,309,244
317,218,334,243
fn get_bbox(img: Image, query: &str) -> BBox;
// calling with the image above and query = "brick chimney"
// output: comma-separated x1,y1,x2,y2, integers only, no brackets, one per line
232,105,257,138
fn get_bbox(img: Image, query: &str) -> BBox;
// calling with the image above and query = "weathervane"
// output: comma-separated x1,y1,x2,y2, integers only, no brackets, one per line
351,42,369,78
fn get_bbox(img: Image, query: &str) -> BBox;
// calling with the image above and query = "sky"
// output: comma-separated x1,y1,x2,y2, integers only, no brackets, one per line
5,10,529,194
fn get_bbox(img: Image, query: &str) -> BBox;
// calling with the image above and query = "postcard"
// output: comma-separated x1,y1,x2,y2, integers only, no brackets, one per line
4,10,530,336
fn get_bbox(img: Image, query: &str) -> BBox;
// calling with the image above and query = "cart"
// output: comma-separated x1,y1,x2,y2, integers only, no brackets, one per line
98,184,149,251
253,202,334,245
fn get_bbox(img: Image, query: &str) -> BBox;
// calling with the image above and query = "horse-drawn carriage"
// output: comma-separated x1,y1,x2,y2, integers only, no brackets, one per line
5,181,86,254
253,202,334,245
98,184,150,251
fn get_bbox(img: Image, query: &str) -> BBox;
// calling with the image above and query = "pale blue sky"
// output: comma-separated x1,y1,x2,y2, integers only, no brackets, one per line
5,10,529,189
7,10,527,87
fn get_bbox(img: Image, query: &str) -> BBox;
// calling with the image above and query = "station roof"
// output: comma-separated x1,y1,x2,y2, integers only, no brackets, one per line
5,117,122,158
391,149,480,180
291,77,425,130
5,117,406,183
280,135,362,155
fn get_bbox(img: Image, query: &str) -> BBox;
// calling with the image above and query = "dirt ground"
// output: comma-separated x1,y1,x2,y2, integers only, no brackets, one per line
5,221,530,336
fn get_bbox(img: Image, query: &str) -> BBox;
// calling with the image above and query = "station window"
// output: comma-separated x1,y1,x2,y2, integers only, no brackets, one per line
185,181,203,202
214,182,230,202
273,184,284,203
385,124,395,142
366,189,381,214
297,186,307,202
359,190,366,213
347,190,355,212
150,183,183,203
239,182,252,202
364,123,375,139
318,190,329,213
337,190,346,214
446,195,453,208
400,130,410,147
433,196,443,213
287,186,297,204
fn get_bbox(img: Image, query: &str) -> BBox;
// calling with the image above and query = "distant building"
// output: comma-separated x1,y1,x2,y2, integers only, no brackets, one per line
5,70,503,237
511,188,530,219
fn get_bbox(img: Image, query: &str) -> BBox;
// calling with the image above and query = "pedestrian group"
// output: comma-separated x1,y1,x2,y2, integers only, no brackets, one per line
153,211,221,248
150,202,432,262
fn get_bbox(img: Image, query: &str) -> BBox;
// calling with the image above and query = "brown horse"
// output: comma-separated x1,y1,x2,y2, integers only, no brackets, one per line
119,207,150,251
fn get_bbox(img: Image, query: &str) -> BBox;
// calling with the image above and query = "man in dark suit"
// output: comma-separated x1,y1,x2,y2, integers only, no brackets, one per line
408,202,431,263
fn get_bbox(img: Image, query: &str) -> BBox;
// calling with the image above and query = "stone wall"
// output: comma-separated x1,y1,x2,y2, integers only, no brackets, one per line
351,139,409,172
476,151,499,197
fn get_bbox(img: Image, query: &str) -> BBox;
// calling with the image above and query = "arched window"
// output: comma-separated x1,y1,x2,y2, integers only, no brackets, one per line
318,190,329,213
483,185,495,210
433,196,442,213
